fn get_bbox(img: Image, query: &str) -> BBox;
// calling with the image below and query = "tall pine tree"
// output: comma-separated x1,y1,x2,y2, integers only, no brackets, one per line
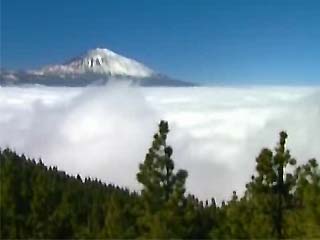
136,121,188,238
245,131,296,238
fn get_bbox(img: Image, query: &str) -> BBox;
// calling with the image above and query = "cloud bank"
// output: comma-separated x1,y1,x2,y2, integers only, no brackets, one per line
0,84,319,201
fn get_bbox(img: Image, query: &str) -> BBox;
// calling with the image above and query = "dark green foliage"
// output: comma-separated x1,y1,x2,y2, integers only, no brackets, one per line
241,131,297,238
136,121,188,238
0,148,138,239
210,131,320,239
0,123,319,239
286,159,320,238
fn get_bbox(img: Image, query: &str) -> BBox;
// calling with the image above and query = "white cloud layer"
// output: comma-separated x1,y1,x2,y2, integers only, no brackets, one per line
0,84,319,201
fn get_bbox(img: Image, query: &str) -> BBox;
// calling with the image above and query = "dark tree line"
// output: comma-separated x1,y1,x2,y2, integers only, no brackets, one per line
1,121,319,239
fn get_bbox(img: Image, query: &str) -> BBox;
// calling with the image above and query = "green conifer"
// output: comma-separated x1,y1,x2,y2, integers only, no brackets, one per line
136,120,188,238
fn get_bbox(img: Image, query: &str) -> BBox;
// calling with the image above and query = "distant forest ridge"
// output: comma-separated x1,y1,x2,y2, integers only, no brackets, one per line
0,121,319,239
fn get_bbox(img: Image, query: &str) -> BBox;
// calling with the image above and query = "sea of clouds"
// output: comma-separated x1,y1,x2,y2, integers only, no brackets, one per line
0,84,319,201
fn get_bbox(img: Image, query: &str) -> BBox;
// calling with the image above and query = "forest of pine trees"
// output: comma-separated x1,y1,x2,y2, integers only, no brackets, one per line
1,120,319,239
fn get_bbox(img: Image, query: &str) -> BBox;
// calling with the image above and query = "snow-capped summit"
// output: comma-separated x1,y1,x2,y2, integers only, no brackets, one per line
1,47,194,87
31,48,154,78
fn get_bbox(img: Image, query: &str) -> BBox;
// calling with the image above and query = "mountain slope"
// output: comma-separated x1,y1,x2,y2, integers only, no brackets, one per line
1,48,194,87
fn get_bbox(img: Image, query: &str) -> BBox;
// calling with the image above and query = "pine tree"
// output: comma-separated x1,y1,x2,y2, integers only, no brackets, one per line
2,129,319,239
0,149,32,238
286,158,320,237
245,131,297,238
136,120,188,238
100,194,124,238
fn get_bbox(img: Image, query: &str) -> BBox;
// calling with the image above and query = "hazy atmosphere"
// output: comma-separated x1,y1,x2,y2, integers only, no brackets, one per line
1,85,319,201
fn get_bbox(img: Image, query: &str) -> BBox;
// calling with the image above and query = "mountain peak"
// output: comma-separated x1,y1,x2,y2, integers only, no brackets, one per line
1,47,194,87
33,47,154,78
85,48,118,57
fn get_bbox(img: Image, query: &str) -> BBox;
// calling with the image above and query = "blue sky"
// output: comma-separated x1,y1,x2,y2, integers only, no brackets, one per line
1,0,320,85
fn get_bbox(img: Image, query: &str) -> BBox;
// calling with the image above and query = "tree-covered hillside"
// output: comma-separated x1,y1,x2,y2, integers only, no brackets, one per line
1,121,319,239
